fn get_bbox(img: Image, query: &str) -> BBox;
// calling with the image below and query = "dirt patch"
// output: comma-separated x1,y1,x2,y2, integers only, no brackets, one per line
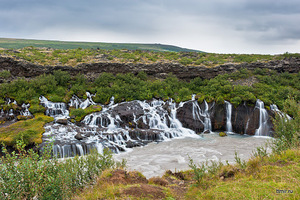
104,169,148,185
268,160,292,167
122,184,165,199
165,170,185,180
0,119,17,128
149,177,169,186
232,76,258,87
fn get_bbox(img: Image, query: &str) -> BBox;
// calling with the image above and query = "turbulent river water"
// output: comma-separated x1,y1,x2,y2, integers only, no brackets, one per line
114,133,271,178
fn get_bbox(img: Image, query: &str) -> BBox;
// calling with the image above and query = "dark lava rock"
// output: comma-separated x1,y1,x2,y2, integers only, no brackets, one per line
210,103,226,131
176,101,204,133
1,56,299,81
111,101,144,126
126,140,143,148
56,118,68,125
128,129,163,142
75,133,85,140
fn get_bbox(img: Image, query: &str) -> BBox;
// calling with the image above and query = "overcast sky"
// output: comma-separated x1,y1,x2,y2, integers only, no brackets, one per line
1,0,300,54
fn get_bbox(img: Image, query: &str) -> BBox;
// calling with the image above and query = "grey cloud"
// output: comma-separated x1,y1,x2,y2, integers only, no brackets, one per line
0,0,299,53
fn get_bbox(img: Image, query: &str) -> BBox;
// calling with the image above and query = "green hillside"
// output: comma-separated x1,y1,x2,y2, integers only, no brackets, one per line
0,38,202,52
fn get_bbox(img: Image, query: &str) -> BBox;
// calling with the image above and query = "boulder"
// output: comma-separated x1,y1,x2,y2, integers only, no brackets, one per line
75,133,85,140
219,132,227,137
56,118,68,125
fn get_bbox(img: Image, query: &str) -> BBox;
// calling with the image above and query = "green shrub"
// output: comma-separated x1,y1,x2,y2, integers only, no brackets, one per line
188,156,206,185
0,141,118,199
53,70,70,86
272,98,300,153
179,57,193,65
234,151,247,169
29,104,46,114
231,96,242,107
13,130,37,146
70,105,102,121
0,70,11,79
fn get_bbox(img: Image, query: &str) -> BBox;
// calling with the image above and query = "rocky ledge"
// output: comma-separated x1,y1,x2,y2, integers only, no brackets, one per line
0,57,299,81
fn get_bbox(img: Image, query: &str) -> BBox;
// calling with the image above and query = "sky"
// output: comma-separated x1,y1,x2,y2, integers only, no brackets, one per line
1,0,300,54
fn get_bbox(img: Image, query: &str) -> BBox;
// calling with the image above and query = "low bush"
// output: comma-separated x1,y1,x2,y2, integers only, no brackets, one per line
0,140,119,199
70,105,102,121
0,70,11,79
12,129,38,146
272,98,300,153
28,104,46,114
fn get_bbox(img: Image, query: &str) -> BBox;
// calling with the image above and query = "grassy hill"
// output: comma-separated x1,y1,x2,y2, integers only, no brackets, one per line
0,38,202,52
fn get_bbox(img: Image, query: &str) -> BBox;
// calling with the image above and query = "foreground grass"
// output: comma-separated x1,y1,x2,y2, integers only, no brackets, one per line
73,149,300,200
0,113,53,146
185,149,300,200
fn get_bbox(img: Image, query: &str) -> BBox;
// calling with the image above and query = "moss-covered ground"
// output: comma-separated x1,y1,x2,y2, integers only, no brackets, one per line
0,113,53,146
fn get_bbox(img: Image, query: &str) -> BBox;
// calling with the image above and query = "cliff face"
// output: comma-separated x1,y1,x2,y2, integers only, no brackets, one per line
0,57,299,81
176,100,274,136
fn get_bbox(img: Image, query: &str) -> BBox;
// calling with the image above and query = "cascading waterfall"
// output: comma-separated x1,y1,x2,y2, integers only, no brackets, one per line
39,94,283,158
21,103,32,117
255,99,270,136
69,92,96,109
224,101,233,133
191,100,212,133
270,104,292,120
39,96,69,119
41,96,198,158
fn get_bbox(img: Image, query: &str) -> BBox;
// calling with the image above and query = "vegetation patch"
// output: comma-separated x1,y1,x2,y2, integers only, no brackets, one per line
0,145,118,200
219,132,227,137
185,149,300,200
1,45,300,67
0,68,299,110
69,105,102,121
0,113,53,146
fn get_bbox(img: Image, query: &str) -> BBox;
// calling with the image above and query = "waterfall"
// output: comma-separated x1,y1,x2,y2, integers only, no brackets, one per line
8,109,14,116
39,96,69,119
21,103,32,116
224,101,233,133
41,96,199,158
80,92,96,109
270,104,292,120
69,92,95,109
191,94,196,101
191,100,212,133
255,99,270,136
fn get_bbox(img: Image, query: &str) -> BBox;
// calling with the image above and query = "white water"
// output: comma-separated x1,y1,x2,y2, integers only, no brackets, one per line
270,104,292,120
69,92,96,109
255,99,270,136
42,97,199,158
20,103,32,116
191,100,212,133
225,101,233,133
39,96,69,119
114,133,271,178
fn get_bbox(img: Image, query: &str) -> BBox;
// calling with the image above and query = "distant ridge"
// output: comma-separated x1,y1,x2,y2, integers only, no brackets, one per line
0,38,203,52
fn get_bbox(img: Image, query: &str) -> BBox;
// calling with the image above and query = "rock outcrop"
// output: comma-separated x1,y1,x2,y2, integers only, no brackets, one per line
176,100,275,135
1,56,299,81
